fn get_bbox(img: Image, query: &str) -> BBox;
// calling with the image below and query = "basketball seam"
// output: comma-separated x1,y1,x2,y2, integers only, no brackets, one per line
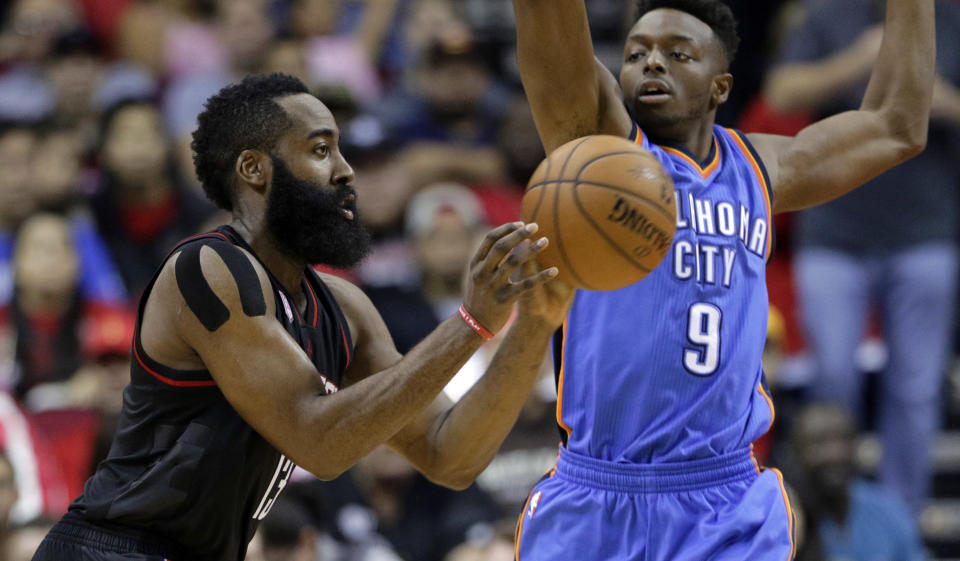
531,179,676,222
571,186,653,273
553,138,594,290
572,148,672,275
574,151,675,221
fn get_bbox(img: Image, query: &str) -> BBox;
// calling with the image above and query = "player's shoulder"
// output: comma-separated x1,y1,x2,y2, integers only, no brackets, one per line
158,236,275,332
315,272,378,341
316,272,372,315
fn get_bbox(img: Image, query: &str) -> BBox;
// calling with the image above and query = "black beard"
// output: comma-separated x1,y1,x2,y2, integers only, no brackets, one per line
266,156,371,267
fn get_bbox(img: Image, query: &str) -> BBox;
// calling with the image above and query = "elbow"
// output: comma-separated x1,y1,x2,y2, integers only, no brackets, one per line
304,463,350,482
900,129,928,158
427,469,480,491
420,459,485,491
889,117,928,160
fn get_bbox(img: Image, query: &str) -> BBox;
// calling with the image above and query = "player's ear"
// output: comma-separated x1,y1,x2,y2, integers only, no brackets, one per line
235,150,271,194
710,73,734,109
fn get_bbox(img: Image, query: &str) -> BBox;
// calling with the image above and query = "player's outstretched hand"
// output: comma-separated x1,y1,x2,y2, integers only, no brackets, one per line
462,222,558,336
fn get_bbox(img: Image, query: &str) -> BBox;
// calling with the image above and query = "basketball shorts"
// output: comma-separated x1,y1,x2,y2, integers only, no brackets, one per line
515,447,795,561
32,512,182,561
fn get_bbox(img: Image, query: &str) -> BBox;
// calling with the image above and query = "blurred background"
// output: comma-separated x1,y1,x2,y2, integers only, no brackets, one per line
0,0,958,560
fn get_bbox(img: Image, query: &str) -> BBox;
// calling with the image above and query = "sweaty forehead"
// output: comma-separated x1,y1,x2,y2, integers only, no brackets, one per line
629,8,716,47
276,93,338,139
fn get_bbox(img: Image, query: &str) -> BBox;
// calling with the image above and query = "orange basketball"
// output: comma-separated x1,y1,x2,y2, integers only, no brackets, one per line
522,135,677,291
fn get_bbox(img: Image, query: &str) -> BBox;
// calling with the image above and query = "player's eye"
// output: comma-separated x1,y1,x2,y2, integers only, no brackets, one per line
672,52,692,61
314,144,329,157
627,51,643,62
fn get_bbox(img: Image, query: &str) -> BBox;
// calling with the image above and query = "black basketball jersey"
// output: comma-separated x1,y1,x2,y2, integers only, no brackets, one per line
69,226,353,561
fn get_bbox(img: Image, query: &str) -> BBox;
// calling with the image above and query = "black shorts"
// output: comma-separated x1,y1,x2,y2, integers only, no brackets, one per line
32,512,184,561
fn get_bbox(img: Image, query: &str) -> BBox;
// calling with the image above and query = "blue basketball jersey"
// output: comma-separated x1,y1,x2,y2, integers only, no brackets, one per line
554,123,776,464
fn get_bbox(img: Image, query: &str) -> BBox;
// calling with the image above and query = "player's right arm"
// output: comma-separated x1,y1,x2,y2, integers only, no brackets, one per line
512,0,632,153
142,224,550,481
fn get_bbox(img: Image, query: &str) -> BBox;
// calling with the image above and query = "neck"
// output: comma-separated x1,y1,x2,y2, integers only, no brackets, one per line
18,287,73,317
646,115,717,163
230,216,306,303
421,273,461,303
115,174,173,205
819,487,851,526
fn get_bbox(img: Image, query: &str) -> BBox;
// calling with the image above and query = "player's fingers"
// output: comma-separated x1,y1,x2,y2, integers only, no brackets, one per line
495,267,559,301
471,222,524,268
495,236,549,279
481,223,539,277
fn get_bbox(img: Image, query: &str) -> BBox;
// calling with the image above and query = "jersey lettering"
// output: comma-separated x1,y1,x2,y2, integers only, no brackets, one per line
252,455,295,520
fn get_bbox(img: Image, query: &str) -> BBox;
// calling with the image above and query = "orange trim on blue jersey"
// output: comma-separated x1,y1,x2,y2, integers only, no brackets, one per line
661,137,721,180
771,467,797,560
631,124,645,145
726,129,773,260
749,444,763,475
514,486,533,560
514,447,561,560
555,318,573,442
758,382,776,433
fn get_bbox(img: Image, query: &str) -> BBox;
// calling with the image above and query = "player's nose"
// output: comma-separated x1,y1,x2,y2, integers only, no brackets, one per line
643,49,667,74
333,153,355,186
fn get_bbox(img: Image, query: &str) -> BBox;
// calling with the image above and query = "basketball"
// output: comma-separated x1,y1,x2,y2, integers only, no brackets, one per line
522,135,677,291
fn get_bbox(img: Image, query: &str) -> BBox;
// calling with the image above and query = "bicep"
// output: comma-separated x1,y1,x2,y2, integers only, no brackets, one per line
751,110,917,214
514,0,630,152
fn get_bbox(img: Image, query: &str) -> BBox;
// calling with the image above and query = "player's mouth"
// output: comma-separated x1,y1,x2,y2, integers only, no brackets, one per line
637,80,672,104
338,191,356,220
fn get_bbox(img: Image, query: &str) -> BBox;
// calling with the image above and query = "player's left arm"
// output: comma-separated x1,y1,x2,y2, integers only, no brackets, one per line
748,0,936,214
328,263,573,490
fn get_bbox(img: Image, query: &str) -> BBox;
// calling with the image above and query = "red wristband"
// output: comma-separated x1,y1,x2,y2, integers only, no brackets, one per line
458,304,495,341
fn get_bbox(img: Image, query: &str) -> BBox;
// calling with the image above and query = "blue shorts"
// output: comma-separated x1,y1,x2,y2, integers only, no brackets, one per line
515,447,795,561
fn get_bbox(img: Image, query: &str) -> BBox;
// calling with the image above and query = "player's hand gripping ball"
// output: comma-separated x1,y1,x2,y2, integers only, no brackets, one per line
522,135,677,291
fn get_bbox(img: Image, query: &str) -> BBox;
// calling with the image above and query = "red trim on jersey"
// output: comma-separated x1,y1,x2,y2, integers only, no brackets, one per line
341,328,351,366
133,343,217,388
305,281,319,327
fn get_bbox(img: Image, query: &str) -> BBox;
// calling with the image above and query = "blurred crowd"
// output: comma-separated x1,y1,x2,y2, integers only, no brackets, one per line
0,0,958,560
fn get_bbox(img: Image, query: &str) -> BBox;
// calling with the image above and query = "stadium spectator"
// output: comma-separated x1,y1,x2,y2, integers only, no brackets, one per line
0,451,16,548
162,0,277,140
313,446,502,561
764,0,960,517
257,496,319,561
0,392,69,524
288,0,392,104
91,98,216,299
378,28,508,147
363,183,487,355
789,403,925,561
3,214,84,401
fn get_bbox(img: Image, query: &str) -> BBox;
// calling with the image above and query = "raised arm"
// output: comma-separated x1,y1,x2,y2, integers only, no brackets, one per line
144,224,552,481
512,0,632,152
750,0,936,214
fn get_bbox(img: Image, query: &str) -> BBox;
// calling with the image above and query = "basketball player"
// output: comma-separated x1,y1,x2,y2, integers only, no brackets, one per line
509,0,935,559
31,74,574,561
